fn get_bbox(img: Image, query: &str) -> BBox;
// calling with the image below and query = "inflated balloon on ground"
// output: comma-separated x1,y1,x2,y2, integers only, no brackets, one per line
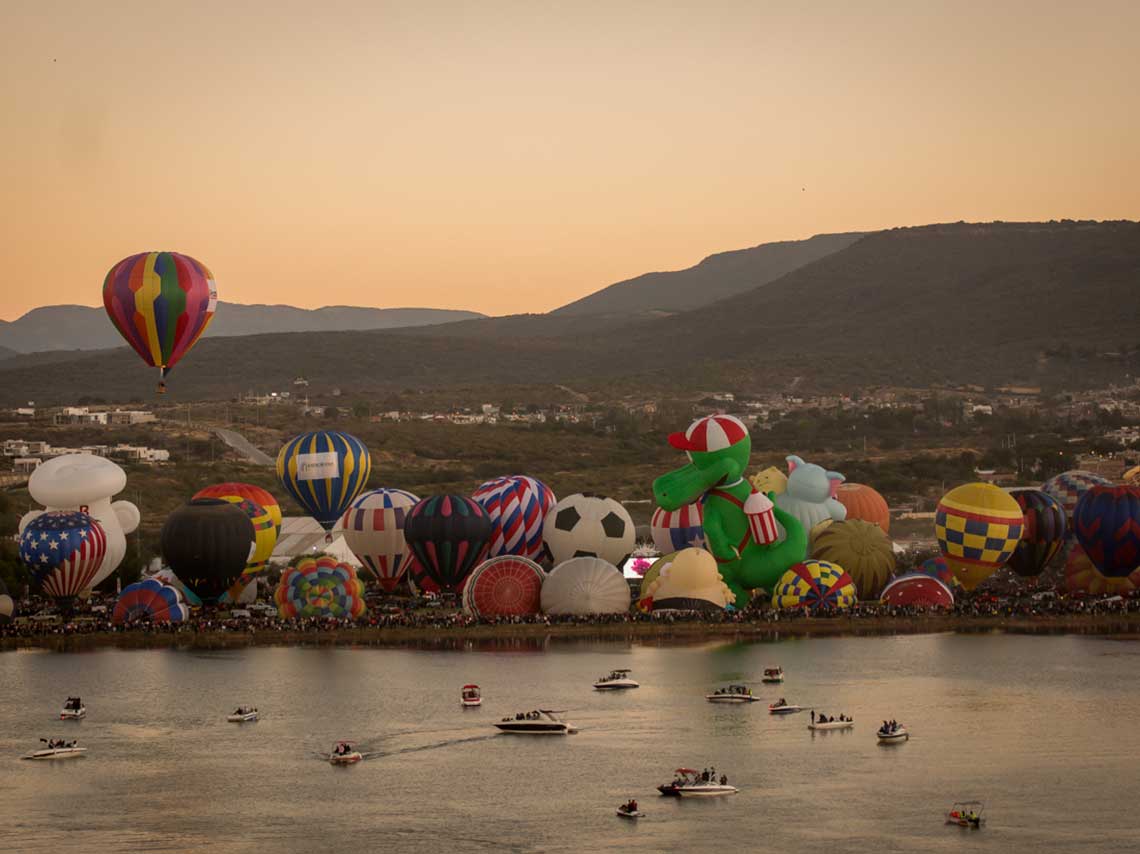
774,455,847,535
275,556,367,619
771,560,857,610
161,499,254,601
935,483,1023,590
880,573,954,608
540,557,630,615
1041,471,1112,553
461,556,546,617
404,495,492,593
473,475,554,560
340,487,420,591
1063,543,1140,595
0,579,13,623
835,483,890,533
810,519,896,598
542,493,635,566
113,579,190,624
18,511,107,609
650,503,705,553
1004,487,1066,578
1072,485,1140,578
276,431,371,532
640,548,733,612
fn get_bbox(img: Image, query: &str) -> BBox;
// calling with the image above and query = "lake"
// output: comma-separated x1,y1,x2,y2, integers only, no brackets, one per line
1,633,1135,853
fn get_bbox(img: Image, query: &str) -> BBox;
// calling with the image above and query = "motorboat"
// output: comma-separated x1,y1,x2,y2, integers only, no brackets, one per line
808,717,854,731
946,801,985,828
761,667,784,683
329,741,363,764
657,768,738,798
60,697,86,720
227,706,259,722
24,739,86,760
594,669,639,690
494,709,577,735
706,684,760,703
461,684,482,707
877,723,909,743
768,699,802,715
616,802,644,819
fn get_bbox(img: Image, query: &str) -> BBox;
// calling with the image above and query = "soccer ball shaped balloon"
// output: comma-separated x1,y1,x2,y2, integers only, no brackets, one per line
542,493,635,566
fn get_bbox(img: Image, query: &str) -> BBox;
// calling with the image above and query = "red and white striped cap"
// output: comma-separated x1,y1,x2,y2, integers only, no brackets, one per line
668,414,749,453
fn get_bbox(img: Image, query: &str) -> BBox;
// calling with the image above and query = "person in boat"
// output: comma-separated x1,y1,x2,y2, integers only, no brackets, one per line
720,774,728,785
811,709,816,724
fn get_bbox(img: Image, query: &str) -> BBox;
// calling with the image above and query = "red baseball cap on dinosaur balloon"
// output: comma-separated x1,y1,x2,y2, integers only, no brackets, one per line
668,415,749,452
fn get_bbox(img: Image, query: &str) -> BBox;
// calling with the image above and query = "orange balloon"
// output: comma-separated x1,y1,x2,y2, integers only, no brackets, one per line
835,483,890,533
1064,543,1140,595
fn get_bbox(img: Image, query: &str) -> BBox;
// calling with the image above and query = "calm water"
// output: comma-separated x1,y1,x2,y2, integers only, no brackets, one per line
1,633,1136,853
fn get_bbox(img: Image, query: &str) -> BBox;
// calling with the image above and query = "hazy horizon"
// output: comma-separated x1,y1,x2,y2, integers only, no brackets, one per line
4,0,1138,321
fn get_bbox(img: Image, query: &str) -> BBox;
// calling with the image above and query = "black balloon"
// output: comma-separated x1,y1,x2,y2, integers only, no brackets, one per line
161,499,253,601
403,495,491,593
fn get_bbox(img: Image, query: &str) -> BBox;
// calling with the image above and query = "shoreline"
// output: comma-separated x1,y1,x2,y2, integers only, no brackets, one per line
4,613,1139,652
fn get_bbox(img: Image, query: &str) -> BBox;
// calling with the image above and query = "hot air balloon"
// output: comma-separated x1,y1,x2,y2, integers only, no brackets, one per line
880,573,954,608
1041,471,1112,552
407,557,440,596
1063,543,1140,595
540,557,630,615
834,483,890,533
935,483,1023,591
542,493,635,566
637,552,676,611
191,487,277,591
810,519,896,598
160,499,254,601
102,251,217,392
1004,487,1066,578
276,432,371,534
404,495,492,594
472,475,554,560
461,556,546,617
148,567,203,607
0,579,13,624
650,503,706,553
18,511,107,610
193,482,282,536
275,556,367,619
915,555,961,589
1123,465,1140,486
640,548,733,612
1073,485,1140,578
113,578,190,624
339,488,420,591
771,560,857,610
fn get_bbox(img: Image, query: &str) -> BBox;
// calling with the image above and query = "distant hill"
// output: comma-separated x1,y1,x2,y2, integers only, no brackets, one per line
0,221,1136,403
0,303,485,353
0,345,17,360
552,232,864,317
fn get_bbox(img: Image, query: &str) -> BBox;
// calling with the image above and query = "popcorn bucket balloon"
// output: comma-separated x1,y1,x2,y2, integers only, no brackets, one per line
745,491,779,545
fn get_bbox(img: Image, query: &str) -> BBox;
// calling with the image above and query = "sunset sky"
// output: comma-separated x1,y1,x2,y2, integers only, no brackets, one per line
3,0,1137,320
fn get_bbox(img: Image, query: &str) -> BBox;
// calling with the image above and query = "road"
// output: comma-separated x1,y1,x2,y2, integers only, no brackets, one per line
214,428,275,467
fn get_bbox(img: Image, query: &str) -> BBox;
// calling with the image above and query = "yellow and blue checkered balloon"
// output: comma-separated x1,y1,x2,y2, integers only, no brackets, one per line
772,559,857,610
936,482,1023,590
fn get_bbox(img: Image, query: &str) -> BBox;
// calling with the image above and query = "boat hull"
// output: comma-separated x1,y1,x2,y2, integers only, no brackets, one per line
227,713,258,722
706,696,759,703
494,725,569,735
616,810,644,819
878,730,909,743
329,753,363,765
461,699,482,707
25,748,87,760
658,784,738,797
769,706,802,715
808,722,854,731
60,709,86,720
594,682,639,690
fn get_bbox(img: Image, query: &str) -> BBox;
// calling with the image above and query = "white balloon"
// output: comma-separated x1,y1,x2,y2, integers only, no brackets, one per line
540,557,630,615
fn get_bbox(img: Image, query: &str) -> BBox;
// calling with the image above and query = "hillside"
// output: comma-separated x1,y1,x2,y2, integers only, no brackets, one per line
0,221,1136,403
0,303,485,353
553,232,864,317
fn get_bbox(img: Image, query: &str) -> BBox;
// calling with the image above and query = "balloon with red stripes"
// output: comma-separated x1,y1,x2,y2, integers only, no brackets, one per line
340,488,420,591
473,475,555,560
404,495,492,594
19,511,108,609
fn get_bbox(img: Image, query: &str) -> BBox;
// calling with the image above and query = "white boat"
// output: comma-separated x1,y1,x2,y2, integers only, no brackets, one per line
808,718,854,731
616,804,644,819
227,707,259,722
461,684,482,707
761,667,784,683
329,741,363,764
768,699,802,715
594,669,639,690
60,697,86,719
494,709,577,735
877,724,909,743
657,768,738,798
24,740,86,760
946,800,985,828
706,684,760,703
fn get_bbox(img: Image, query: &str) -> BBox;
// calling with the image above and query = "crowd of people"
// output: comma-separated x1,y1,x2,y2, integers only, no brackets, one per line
1,588,1138,643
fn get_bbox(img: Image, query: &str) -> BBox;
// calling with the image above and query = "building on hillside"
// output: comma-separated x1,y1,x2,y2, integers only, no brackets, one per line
53,407,108,425
110,445,170,463
107,410,157,425
12,407,35,418
13,457,41,473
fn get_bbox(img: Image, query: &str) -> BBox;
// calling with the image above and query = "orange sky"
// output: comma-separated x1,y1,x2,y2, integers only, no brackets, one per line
3,0,1138,320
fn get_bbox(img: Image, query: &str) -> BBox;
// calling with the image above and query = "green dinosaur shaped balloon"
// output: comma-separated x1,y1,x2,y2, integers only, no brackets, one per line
652,415,807,606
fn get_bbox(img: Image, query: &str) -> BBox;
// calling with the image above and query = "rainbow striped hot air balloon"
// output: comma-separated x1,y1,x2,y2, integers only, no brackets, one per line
935,483,1024,590
113,578,190,624
276,432,371,534
102,251,217,393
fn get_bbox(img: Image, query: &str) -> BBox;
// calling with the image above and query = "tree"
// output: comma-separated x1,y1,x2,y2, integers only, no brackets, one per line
324,406,338,420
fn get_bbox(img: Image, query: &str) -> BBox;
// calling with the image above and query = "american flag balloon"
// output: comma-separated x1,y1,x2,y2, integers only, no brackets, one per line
650,503,706,553
19,511,108,602
473,475,554,560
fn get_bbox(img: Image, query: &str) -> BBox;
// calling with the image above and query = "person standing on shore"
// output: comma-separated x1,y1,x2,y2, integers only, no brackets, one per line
811,709,815,724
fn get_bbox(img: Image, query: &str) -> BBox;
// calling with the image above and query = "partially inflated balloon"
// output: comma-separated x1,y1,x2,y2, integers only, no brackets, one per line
275,556,367,619
18,511,107,609
102,251,217,391
936,483,1023,590
1063,543,1140,595
880,573,954,608
339,487,420,591
1005,488,1066,578
276,432,371,531
113,579,190,624
1041,471,1112,551
771,560,857,610
461,556,546,617
834,483,890,533
404,495,492,593
191,488,277,583
1073,485,1140,577
161,499,253,601
810,519,896,598
541,557,630,615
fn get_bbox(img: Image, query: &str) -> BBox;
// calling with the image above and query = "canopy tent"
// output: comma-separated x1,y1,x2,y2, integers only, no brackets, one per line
269,517,361,567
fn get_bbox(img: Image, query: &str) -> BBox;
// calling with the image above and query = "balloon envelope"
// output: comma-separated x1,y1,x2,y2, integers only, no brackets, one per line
542,493,635,566
880,573,954,608
18,511,107,606
340,487,420,591
835,483,890,533
472,475,554,560
936,483,1023,590
1073,485,1140,577
810,519,895,598
194,482,282,535
276,432,371,531
650,503,705,553
102,251,217,383
275,556,367,619
771,560,857,610
1005,487,1066,578
541,557,630,615
404,495,492,594
1063,543,1140,595
461,556,546,617
0,578,13,623
113,578,190,624
641,548,732,612
160,499,253,601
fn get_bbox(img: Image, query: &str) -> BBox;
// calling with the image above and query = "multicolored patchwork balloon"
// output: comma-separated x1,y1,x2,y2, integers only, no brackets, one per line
771,559,857,610
102,251,217,392
472,475,554,560
275,556,367,619
340,487,420,591
113,578,190,624
18,511,108,606
1005,487,1066,578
